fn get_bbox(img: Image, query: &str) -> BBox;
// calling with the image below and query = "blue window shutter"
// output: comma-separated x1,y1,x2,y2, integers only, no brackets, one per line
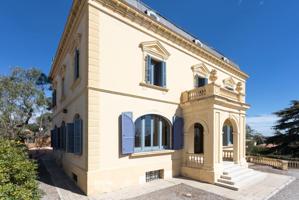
62,125,66,151
146,56,154,84
58,127,62,149
74,119,83,155
173,116,184,150
54,127,58,149
60,126,64,150
162,61,166,87
121,112,134,154
51,129,55,148
145,55,151,83
67,123,75,153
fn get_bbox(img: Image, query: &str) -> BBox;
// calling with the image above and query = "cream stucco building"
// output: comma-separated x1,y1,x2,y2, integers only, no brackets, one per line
49,0,254,195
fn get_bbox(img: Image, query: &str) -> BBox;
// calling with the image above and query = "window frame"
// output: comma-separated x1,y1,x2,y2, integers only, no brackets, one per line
144,55,167,88
194,74,208,88
134,114,171,153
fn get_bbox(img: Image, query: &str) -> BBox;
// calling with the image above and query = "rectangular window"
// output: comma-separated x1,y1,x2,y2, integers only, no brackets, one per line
146,55,166,87
74,49,80,80
195,75,208,88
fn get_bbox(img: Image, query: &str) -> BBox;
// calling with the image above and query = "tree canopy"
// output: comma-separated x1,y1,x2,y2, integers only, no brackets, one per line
266,100,299,157
0,67,51,140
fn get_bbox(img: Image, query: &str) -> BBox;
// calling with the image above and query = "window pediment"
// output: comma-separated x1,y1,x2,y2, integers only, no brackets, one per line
223,77,236,89
140,41,170,60
191,63,210,78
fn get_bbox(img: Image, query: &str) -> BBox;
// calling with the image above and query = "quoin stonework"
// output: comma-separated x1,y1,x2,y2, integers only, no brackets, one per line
50,0,251,195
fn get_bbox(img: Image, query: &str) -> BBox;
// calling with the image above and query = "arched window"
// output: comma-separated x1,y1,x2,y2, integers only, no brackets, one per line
134,114,171,152
223,121,233,146
194,123,204,154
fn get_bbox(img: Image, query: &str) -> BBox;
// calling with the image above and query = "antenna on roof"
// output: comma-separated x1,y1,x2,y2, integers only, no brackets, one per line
193,39,203,47
222,57,230,63
145,10,160,21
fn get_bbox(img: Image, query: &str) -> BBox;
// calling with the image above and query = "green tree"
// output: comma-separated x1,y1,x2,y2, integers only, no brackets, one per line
267,100,299,157
0,67,51,140
0,139,40,200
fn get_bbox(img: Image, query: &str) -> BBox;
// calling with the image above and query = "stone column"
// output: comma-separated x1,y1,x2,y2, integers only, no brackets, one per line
233,131,240,164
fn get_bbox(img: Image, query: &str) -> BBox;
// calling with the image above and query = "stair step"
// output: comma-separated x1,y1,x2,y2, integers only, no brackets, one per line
223,166,245,175
215,181,239,191
215,163,267,191
218,171,258,185
222,168,252,179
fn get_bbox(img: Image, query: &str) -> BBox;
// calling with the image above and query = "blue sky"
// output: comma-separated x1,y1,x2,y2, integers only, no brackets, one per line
0,0,298,136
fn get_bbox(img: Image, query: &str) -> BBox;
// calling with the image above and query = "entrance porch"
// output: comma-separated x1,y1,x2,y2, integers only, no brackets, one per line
180,83,252,188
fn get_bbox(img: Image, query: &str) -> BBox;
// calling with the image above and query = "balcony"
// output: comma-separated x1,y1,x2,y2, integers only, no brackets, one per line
180,83,245,104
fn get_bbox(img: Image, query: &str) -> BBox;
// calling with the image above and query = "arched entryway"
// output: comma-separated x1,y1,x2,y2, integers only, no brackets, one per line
222,119,239,163
194,123,204,154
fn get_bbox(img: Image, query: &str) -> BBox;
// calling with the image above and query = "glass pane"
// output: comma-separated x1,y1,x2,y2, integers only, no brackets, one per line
223,126,228,146
144,116,151,147
230,126,233,145
135,119,141,148
162,120,169,148
153,117,159,147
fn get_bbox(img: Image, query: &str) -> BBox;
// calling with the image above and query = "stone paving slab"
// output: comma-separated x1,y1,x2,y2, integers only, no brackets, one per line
249,164,299,200
37,151,296,200
128,183,231,200
39,154,89,200
91,173,294,200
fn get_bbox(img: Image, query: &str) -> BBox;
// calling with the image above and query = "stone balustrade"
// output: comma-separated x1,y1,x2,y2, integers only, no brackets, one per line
180,83,245,104
223,149,234,161
185,153,204,168
288,160,299,169
246,156,288,170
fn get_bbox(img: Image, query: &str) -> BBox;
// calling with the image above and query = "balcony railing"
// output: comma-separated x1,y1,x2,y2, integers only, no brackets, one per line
185,153,204,168
181,83,244,104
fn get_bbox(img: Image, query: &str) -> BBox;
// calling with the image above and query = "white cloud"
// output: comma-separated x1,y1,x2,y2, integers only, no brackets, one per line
247,114,277,136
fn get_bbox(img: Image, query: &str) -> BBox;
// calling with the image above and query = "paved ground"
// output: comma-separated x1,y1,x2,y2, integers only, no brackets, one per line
36,150,298,200
34,150,88,200
249,164,299,200
128,183,231,200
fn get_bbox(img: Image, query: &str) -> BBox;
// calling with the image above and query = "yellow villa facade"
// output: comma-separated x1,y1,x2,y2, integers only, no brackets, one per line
49,0,254,195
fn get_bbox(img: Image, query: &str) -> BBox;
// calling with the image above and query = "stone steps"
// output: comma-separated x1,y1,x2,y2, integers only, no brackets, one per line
215,162,266,191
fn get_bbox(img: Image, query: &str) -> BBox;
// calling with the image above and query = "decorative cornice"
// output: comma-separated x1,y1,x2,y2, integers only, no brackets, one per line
49,0,86,78
94,0,249,80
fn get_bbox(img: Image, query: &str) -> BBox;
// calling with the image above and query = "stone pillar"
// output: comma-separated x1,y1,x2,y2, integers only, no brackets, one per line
233,131,240,164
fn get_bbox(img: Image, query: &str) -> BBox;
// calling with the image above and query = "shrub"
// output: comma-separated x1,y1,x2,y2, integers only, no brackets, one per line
0,139,40,200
